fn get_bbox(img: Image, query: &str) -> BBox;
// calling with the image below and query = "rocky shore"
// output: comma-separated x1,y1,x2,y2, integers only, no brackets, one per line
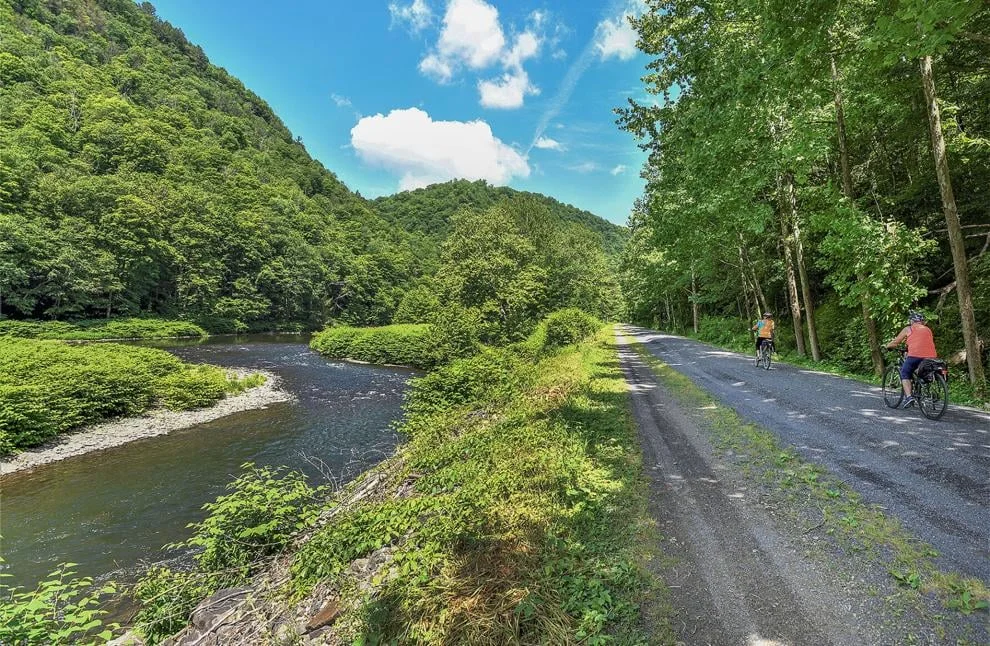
0,370,293,476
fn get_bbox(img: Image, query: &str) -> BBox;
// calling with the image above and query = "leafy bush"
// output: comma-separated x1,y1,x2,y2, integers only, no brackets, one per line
402,348,526,417
541,308,604,350
0,340,252,454
0,318,207,340
135,464,323,644
0,562,119,644
311,324,433,367
311,317,480,369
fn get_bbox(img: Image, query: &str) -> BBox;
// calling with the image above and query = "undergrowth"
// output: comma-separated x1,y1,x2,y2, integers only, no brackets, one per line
290,322,662,643
0,318,207,340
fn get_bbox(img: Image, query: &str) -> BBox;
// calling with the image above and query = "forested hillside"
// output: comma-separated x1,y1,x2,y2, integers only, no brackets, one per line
373,179,628,258
619,0,989,393
0,0,622,333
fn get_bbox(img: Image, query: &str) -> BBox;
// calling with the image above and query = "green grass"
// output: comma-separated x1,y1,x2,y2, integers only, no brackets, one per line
290,324,666,643
625,335,989,624
0,339,260,454
0,318,208,341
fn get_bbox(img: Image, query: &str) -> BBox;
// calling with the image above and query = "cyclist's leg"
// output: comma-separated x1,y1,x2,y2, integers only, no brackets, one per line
900,357,922,398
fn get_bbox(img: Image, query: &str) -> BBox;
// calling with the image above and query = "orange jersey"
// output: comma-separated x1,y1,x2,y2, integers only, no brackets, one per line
754,319,775,338
906,323,937,358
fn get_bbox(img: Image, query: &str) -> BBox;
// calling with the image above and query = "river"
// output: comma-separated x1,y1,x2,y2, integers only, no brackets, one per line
0,334,417,594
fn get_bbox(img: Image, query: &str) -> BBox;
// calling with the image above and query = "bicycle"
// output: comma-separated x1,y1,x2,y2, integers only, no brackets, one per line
881,349,949,420
756,339,774,370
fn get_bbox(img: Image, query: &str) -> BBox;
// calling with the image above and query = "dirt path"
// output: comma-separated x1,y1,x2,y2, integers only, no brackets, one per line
616,329,987,645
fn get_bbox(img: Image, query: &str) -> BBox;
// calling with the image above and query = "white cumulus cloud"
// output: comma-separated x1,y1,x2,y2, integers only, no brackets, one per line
417,0,549,109
478,69,538,109
389,0,433,33
595,0,645,61
350,107,530,190
533,136,563,150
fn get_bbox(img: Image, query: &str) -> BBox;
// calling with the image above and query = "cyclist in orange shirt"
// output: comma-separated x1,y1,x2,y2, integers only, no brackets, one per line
885,310,938,409
751,312,775,363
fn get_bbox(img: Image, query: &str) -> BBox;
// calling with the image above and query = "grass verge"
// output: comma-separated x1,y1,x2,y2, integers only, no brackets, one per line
624,335,989,625
289,325,666,643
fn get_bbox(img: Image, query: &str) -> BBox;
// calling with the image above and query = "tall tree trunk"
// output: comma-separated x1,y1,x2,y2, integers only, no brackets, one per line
784,172,821,360
921,55,985,393
738,239,769,314
832,56,884,376
779,193,807,356
690,267,699,334
738,246,757,323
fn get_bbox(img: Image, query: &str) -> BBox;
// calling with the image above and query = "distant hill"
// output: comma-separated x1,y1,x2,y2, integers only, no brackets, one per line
373,180,628,258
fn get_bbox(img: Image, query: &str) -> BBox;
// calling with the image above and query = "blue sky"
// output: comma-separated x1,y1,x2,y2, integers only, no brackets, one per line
146,0,652,224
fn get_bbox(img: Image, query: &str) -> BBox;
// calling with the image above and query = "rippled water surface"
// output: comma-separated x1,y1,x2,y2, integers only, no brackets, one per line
0,335,416,591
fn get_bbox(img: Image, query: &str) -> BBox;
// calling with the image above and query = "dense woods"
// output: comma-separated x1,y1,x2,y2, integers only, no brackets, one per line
619,0,989,394
0,0,623,333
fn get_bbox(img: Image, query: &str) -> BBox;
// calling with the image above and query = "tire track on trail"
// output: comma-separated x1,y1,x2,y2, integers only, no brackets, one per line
624,326,990,583
618,334,886,646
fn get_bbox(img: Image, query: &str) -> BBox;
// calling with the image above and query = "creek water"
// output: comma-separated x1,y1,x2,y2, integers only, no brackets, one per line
0,334,417,594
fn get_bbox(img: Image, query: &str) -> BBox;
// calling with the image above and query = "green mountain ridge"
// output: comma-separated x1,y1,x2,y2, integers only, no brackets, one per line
0,0,623,331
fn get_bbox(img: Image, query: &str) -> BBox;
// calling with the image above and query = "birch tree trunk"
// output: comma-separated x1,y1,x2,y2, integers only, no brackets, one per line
920,55,985,393
691,267,699,334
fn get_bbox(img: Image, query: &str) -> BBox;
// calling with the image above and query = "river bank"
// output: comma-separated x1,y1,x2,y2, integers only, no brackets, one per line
0,370,292,475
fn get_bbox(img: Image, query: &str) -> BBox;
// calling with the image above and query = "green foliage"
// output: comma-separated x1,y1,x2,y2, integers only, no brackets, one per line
0,562,119,644
291,327,658,642
619,0,989,392
311,324,434,368
0,317,207,340
0,339,249,453
135,464,324,644
541,308,604,350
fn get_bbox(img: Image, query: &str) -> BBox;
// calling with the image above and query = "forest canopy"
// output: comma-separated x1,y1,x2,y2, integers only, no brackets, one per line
0,0,624,332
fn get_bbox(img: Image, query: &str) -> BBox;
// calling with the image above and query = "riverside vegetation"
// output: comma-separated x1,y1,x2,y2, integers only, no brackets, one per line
0,338,263,455
131,310,662,644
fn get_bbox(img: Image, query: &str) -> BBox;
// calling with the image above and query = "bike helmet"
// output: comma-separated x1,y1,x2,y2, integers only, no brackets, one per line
763,312,773,318
909,310,925,323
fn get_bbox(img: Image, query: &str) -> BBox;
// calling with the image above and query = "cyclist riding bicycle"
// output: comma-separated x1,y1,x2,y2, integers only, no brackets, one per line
885,310,938,409
752,312,775,363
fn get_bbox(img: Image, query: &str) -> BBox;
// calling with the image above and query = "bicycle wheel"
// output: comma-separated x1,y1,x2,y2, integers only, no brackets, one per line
882,366,903,408
918,374,948,420
762,345,772,370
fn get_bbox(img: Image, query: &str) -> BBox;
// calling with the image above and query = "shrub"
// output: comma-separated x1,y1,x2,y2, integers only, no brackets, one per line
310,324,434,368
0,562,119,644
403,348,526,417
135,464,323,644
0,318,207,340
542,308,604,350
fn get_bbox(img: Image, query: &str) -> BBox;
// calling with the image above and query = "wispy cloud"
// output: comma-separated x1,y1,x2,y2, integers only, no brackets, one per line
533,136,564,151
570,161,601,173
610,164,627,175
528,0,643,153
389,0,433,33
331,93,352,108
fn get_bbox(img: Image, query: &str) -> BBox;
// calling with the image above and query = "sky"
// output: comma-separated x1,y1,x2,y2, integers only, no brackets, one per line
145,0,653,224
